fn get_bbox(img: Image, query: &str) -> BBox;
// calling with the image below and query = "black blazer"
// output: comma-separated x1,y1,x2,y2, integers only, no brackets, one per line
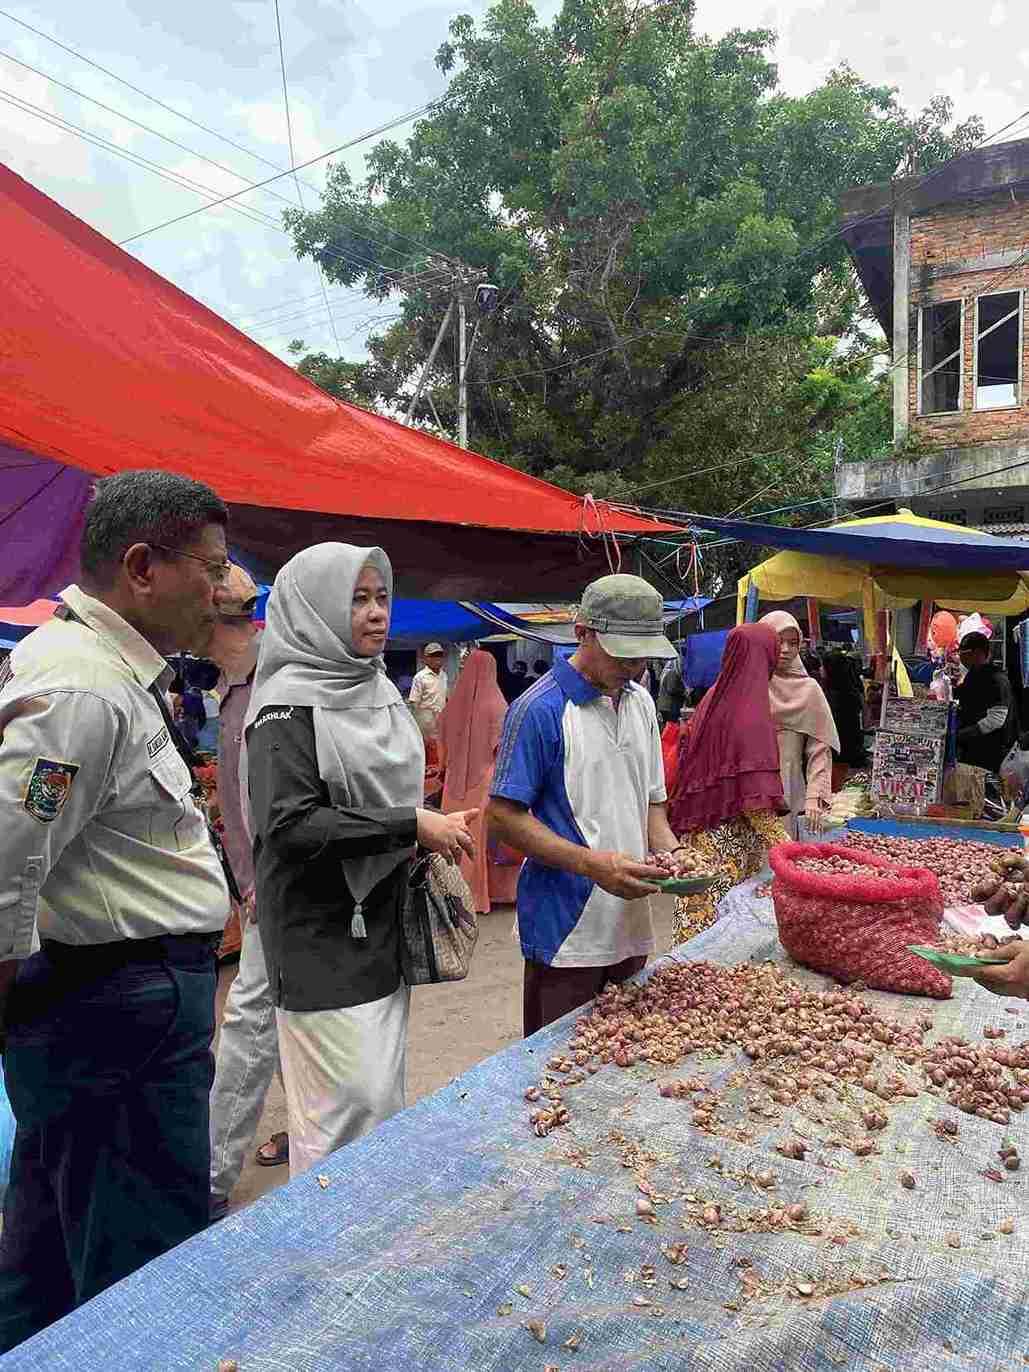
246,704,417,1012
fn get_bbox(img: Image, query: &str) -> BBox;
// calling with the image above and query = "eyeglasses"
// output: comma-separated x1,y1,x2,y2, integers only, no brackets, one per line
149,544,231,584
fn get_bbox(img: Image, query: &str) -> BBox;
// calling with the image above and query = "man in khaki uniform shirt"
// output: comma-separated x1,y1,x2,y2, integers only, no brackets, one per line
0,470,231,1352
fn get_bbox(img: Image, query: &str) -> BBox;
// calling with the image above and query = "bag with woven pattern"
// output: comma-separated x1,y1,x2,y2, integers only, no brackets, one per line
402,852,478,984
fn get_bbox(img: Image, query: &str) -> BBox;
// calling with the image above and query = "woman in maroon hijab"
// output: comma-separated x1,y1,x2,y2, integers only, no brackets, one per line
669,623,789,944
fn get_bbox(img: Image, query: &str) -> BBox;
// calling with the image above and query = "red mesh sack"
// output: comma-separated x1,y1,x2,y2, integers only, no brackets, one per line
769,841,950,998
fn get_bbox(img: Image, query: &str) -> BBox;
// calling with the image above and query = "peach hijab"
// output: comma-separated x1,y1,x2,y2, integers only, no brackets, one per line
760,611,840,752
437,649,508,797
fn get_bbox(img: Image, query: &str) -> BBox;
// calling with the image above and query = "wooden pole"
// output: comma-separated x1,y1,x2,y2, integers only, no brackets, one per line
915,600,933,655
806,598,820,647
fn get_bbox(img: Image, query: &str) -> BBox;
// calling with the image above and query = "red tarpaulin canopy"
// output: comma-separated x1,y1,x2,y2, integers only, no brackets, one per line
0,163,681,600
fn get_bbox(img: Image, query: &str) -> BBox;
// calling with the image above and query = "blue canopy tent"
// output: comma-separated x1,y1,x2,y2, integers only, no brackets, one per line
672,509,1029,636
1,596,709,655
249,593,710,649
686,510,1029,574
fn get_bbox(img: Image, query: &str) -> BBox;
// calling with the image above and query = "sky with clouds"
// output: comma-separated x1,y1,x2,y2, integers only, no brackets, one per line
0,0,1025,365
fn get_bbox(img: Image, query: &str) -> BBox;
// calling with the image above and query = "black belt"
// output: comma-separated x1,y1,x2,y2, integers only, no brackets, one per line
42,931,220,972
2,935,218,1043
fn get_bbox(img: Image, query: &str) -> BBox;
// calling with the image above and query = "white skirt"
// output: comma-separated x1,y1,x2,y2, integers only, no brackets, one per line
276,982,411,1179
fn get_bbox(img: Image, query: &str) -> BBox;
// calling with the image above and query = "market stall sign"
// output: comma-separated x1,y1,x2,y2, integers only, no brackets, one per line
871,698,951,814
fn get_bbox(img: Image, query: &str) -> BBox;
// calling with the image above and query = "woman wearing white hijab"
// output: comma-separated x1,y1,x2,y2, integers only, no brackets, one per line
759,610,840,838
244,543,476,1177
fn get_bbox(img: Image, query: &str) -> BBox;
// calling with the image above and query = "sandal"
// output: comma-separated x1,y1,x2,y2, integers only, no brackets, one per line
255,1131,289,1167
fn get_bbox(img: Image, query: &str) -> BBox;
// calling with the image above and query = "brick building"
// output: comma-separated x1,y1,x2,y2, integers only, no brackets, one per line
836,138,1029,534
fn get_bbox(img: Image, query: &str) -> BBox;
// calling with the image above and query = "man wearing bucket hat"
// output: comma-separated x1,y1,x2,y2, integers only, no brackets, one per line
408,642,449,740
488,574,680,1035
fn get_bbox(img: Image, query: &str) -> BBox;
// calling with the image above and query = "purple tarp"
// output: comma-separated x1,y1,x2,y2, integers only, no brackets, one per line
0,446,93,603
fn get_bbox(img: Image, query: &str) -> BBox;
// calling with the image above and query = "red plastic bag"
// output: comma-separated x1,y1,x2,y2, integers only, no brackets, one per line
769,841,950,998
661,722,681,791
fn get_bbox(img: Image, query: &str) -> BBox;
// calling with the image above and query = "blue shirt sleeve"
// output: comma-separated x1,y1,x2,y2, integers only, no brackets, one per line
490,692,554,808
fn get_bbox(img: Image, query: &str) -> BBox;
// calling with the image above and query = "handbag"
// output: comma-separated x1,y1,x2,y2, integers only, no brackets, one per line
402,852,479,985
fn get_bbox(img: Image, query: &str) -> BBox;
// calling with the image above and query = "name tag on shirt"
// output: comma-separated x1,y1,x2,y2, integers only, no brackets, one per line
146,726,170,760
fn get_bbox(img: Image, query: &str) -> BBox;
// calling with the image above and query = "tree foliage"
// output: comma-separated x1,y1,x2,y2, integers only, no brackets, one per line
285,0,981,551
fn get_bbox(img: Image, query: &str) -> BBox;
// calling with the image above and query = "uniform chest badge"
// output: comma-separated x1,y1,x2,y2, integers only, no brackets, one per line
24,757,79,824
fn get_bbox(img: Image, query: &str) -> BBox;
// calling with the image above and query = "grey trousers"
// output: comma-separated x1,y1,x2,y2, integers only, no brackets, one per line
209,918,281,1204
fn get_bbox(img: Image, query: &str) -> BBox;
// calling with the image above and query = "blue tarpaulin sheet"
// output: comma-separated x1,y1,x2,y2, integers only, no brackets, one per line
0,1064,12,1205
2,596,709,654
682,628,729,689
10,892,1029,1370
846,817,1024,849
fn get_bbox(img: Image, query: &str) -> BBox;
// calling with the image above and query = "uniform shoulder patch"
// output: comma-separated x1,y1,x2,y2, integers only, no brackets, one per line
24,756,80,824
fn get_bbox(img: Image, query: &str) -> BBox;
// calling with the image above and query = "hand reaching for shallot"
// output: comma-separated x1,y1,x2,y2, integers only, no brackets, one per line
971,942,1029,1000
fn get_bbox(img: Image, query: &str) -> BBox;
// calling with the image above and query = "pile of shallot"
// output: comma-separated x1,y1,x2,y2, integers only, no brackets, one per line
647,849,705,876
525,958,1029,1141
795,855,903,880
838,833,1018,908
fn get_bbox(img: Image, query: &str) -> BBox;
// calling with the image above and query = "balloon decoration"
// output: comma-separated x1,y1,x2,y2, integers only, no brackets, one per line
928,610,958,652
957,612,993,644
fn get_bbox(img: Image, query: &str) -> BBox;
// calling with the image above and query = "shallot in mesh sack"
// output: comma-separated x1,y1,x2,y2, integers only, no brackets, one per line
769,841,950,998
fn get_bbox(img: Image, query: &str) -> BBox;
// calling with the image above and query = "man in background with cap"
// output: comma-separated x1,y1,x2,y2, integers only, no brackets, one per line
409,642,449,740
488,574,679,1036
206,565,290,1219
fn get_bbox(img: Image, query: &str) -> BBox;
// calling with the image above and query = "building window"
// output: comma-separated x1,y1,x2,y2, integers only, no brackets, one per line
919,300,962,414
975,290,1022,409
984,504,1024,526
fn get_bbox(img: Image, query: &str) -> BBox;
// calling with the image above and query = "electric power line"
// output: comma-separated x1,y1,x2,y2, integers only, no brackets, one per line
636,450,1029,558
251,310,403,348
0,84,432,281
0,83,456,321
272,0,339,353
0,79,424,356
0,43,453,291
8,6,1028,399
117,99,445,246
0,5,455,265
0,88,281,234
241,292,399,339
629,447,796,497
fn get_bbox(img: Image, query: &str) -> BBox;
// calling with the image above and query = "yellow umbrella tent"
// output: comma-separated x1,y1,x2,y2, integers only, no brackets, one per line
735,510,1029,639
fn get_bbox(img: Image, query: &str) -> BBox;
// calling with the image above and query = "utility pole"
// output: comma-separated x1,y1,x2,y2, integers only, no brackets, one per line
404,297,454,425
457,291,468,448
403,262,498,446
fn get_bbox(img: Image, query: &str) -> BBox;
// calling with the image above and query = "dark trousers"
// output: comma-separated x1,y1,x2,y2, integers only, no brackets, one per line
523,954,647,1037
0,935,217,1353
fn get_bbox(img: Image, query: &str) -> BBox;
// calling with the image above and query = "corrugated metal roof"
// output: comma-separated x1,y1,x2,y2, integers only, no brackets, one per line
970,522,1029,539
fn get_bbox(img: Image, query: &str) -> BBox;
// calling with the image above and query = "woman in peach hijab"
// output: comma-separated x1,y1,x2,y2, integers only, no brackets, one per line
439,649,521,912
760,611,840,837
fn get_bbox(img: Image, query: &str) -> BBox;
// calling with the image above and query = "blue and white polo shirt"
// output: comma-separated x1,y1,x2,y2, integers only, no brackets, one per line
491,655,666,968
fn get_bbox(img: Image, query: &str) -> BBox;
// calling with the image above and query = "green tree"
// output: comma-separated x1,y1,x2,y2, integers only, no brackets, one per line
285,0,979,544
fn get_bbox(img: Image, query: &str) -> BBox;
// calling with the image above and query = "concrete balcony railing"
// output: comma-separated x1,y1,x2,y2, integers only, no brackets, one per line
836,436,1029,511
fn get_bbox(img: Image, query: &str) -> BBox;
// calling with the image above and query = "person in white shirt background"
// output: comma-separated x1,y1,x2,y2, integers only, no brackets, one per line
408,642,449,741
